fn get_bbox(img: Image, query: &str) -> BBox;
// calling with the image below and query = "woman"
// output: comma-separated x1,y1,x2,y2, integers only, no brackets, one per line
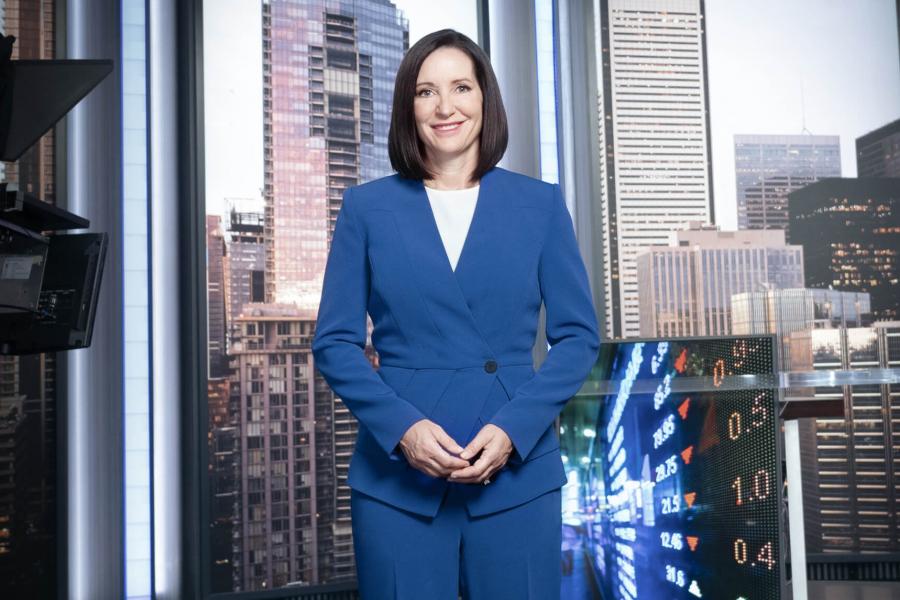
311,29,599,599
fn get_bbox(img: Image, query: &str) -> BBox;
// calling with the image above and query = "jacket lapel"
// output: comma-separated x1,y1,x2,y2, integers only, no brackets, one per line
391,167,502,357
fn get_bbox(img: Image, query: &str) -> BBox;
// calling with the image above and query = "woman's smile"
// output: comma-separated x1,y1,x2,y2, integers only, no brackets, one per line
432,120,467,135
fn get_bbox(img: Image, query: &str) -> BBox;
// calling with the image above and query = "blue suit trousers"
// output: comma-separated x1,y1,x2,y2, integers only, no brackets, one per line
351,482,562,599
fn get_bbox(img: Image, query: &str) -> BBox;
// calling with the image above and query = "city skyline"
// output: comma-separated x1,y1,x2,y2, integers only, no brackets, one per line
636,222,805,338
204,0,900,230
199,0,900,594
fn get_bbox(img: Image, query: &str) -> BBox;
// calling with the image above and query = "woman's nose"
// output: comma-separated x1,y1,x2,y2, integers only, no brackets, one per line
436,96,455,117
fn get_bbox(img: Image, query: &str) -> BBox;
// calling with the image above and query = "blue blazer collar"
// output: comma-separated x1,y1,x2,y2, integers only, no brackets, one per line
391,166,505,355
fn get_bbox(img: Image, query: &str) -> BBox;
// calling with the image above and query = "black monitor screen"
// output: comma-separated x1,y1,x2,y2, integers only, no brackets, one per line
582,337,782,600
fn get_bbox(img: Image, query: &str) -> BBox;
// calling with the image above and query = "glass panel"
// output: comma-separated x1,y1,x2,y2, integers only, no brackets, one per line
201,1,479,593
122,0,153,597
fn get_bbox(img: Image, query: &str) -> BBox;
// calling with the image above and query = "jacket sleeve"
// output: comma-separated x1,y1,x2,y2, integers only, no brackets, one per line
311,186,428,461
488,183,601,463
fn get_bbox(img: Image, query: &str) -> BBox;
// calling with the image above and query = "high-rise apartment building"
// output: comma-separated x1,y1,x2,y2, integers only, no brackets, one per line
225,209,266,345
218,1,410,591
207,216,229,378
856,118,900,178
207,378,239,592
0,361,22,558
0,352,57,594
788,178,900,321
734,134,841,231
262,0,407,308
790,322,900,554
636,222,805,337
595,0,715,339
231,303,338,590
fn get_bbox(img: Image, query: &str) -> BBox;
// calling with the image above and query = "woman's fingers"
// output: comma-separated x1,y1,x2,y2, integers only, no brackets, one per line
449,455,495,483
449,444,501,483
458,427,489,461
448,424,513,483
432,428,469,468
402,420,513,480
403,420,468,477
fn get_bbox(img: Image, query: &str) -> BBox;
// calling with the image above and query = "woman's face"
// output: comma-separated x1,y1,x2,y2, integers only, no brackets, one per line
413,46,483,165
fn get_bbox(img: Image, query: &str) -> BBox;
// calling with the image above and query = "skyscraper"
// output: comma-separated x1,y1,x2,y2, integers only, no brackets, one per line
216,2,410,591
790,322,900,554
856,118,900,178
225,209,266,345
636,222,805,337
262,0,407,308
788,178,900,321
734,134,841,232
207,216,229,378
207,378,239,593
596,0,715,339
0,353,57,595
231,303,329,590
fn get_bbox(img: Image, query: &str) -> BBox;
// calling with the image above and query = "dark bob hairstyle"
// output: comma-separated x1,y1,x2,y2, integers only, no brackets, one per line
388,29,508,184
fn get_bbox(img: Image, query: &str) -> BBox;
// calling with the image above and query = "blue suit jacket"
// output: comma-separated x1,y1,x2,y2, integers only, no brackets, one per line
311,165,600,518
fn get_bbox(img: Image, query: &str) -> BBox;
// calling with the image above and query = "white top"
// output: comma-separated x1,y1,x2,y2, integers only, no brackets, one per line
423,184,480,272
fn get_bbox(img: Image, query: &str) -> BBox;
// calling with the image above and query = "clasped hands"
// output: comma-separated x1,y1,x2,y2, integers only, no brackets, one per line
397,419,513,484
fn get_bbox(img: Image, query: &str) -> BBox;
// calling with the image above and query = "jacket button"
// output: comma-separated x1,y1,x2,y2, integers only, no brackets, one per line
484,360,497,373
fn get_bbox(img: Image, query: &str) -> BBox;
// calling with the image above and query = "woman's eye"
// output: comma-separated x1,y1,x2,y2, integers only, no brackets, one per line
416,85,470,97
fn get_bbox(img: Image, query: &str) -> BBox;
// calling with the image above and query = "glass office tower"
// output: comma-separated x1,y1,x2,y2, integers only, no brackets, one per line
595,0,715,339
734,134,841,232
788,178,900,322
856,118,900,178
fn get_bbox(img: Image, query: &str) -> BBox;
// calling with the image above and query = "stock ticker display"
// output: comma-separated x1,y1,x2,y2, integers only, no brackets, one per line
587,337,782,600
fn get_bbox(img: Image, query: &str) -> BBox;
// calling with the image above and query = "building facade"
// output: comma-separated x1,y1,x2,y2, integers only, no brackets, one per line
734,134,841,231
790,322,900,554
262,0,407,309
231,304,323,590
856,118,900,178
731,288,871,369
225,209,266,346
207,378,239,592
788,178,900,322
636,223,805,337
207,216,229,378
596,0,714,338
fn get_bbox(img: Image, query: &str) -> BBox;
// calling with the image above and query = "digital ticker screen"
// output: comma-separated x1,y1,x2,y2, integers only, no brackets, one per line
585,337,783,600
